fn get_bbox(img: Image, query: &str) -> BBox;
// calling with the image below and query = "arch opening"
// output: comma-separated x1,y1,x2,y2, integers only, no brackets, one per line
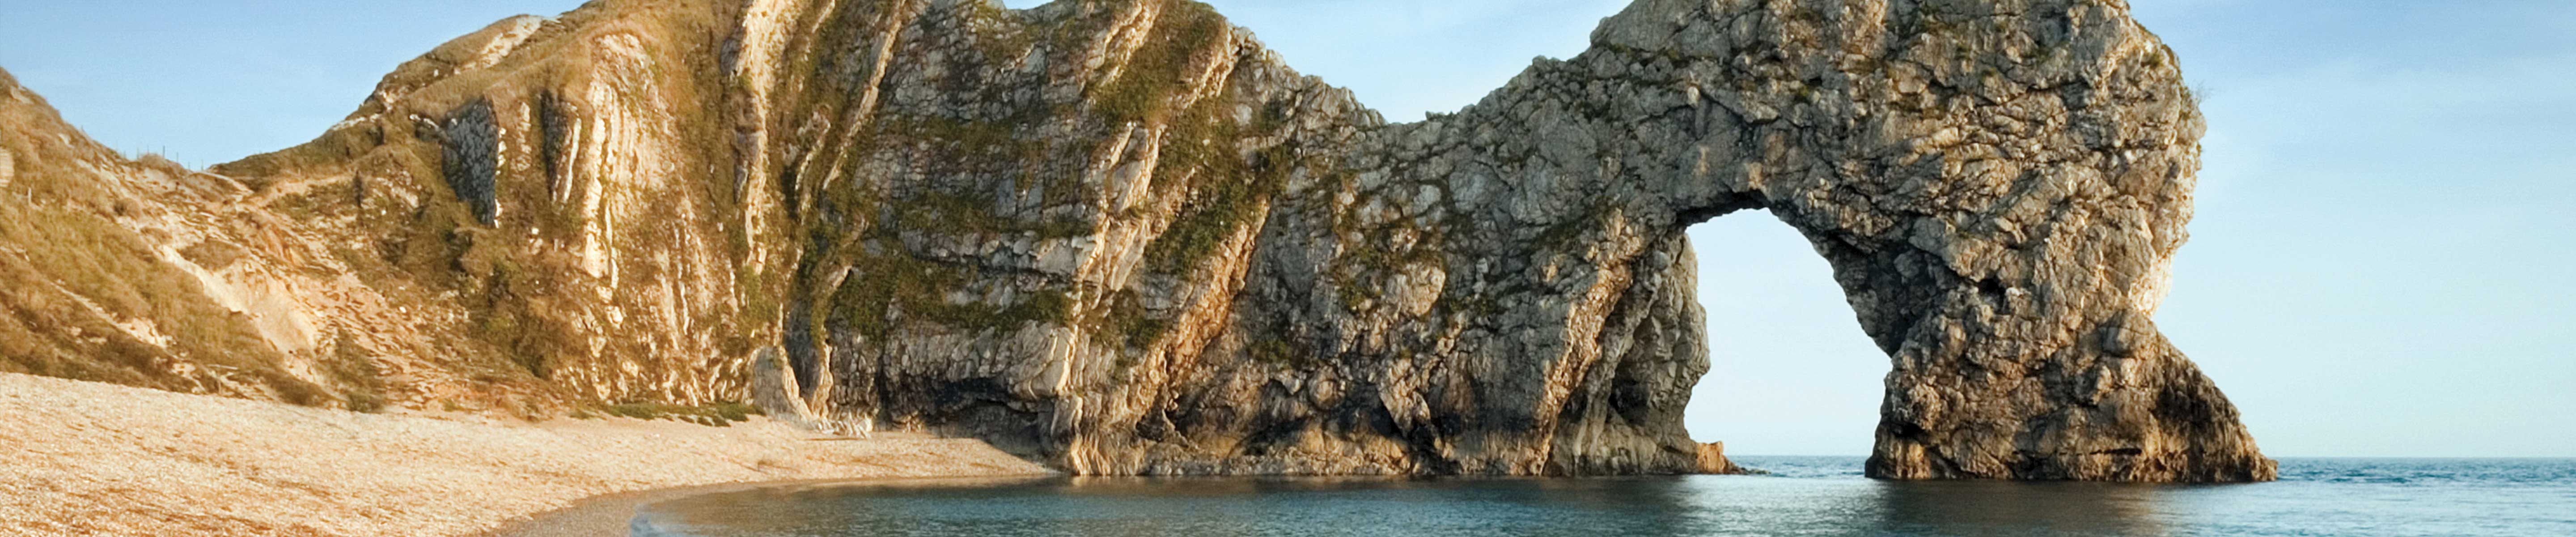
1679,209,1889,460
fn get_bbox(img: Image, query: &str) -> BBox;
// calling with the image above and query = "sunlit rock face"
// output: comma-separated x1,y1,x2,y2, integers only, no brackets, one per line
0,0,2271,482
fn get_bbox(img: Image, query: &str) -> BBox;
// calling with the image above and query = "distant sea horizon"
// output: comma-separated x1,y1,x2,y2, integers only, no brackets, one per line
1721,454,2576,460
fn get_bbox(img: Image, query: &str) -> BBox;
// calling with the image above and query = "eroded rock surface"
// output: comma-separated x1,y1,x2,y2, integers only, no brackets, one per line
0,0,2273,481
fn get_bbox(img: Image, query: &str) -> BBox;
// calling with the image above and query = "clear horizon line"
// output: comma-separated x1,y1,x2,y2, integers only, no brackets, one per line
1724,454,2576,460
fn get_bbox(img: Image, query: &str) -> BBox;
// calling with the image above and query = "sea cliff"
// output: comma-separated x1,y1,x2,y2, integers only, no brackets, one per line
0,0,2272,482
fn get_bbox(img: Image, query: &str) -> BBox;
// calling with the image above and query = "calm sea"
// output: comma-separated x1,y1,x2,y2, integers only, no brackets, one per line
633,457,2576,537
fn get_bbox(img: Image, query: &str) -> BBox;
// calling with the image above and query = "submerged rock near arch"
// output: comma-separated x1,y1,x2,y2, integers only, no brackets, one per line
0,0,2273,481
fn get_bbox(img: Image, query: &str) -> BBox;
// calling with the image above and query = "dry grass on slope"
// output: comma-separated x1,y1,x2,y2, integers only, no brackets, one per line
0,69,335,402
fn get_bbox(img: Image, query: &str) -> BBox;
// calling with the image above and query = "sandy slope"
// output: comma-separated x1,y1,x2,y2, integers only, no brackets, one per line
0,373,1052,537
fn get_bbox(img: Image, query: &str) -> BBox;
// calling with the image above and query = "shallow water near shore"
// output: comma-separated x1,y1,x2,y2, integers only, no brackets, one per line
632,457,2576,537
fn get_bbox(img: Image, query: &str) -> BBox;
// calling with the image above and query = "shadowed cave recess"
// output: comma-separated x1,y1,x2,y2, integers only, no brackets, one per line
15,0,2272,482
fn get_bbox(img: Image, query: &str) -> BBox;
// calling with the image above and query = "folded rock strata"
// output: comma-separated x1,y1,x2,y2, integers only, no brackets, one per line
0,0,2273,481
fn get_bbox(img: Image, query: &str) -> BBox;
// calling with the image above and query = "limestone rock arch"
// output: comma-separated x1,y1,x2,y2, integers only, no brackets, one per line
181,0,2273,482
1335,0,2277,481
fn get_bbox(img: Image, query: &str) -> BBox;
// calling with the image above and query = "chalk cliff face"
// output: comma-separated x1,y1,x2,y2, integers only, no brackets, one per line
0,0,2274,481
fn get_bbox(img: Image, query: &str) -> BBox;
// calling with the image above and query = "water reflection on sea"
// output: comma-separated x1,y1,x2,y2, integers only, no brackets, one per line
635,456,2576,537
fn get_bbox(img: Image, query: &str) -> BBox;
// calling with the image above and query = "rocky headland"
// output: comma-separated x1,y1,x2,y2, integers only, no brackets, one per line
0,0,2271,493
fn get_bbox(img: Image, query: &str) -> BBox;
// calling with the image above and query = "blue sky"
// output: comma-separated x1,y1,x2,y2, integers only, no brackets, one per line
1,0,2568,457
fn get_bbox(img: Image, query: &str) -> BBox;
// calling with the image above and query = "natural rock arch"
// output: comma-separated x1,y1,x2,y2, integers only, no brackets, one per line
1306,0,2277,481
182,0,2272,481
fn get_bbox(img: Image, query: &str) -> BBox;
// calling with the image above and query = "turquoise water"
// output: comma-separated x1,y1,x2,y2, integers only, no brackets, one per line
634,457,2576,536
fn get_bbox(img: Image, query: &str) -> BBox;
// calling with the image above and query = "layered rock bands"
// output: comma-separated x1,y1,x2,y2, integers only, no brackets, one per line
0,0,2273,481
